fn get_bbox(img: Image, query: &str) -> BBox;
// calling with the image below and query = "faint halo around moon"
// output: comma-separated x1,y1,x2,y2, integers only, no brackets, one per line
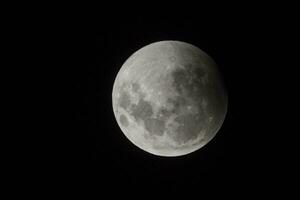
112,40,228,157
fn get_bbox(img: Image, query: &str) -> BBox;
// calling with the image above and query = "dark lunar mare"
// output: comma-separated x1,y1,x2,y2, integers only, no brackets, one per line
170,63,212,143
118,82,171,137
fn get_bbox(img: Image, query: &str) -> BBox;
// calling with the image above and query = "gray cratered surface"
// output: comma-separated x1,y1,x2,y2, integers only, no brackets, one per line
112,41,228,157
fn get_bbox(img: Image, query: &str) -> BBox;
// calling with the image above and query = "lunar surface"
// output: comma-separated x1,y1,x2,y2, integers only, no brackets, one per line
112,41,228,157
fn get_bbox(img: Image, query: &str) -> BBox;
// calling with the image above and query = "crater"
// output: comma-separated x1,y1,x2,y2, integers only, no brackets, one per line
119,114,129,127
169,56,176,62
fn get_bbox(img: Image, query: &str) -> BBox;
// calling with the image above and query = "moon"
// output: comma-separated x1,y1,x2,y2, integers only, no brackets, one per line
112,41,228,157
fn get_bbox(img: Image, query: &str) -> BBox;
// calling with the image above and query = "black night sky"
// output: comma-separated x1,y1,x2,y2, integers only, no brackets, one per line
69,7,291,196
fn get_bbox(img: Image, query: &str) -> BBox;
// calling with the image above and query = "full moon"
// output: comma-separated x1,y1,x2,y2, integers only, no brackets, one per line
112,41,228,157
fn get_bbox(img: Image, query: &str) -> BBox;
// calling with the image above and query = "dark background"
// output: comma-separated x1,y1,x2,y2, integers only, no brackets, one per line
70,6,294,196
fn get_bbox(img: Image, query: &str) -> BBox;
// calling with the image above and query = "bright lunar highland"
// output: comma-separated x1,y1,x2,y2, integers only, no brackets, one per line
112,41,228,157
